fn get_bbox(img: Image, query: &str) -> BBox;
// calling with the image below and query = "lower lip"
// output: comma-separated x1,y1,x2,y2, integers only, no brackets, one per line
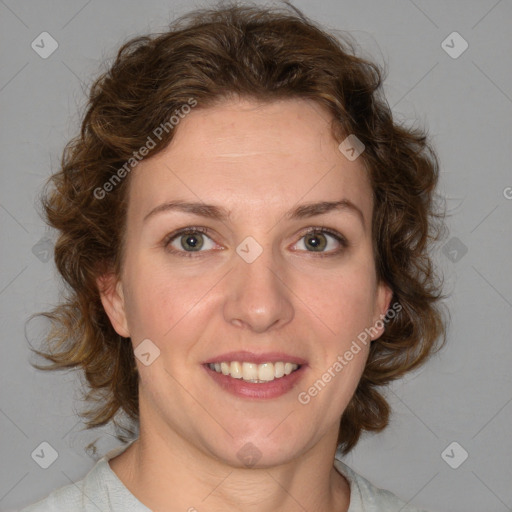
203,364,307,399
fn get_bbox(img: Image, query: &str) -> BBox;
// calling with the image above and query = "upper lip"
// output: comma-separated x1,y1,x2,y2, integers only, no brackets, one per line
204,350,307,365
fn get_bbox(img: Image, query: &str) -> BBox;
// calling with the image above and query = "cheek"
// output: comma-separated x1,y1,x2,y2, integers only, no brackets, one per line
121,261,184,340
122,256,218,344
300,264,377,341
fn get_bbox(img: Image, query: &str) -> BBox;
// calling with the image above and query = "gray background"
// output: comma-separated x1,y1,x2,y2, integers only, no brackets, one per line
1,0,511,511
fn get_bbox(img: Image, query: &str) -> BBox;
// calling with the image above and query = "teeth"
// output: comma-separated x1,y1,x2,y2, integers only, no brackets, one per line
274,362,285,378
284,362,294,375
230,361,243,379
258,363,275,382
242,362,258,381
208,361,300,382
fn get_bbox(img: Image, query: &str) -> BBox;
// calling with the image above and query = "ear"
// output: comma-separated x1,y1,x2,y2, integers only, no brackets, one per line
370,280,394,341
96,272,130,338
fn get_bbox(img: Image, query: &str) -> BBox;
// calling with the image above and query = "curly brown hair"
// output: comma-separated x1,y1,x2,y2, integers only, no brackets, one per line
29,1,447,455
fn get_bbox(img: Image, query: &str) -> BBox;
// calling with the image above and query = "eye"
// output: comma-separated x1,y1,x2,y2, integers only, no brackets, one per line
163,226,348,258
164,227,218,257
292,227,347,256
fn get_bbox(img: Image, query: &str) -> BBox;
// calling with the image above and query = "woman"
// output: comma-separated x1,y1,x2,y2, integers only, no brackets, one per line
23,2,446,511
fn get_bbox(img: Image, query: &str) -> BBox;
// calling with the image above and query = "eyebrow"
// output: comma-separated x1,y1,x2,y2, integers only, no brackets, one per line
143,199,365,229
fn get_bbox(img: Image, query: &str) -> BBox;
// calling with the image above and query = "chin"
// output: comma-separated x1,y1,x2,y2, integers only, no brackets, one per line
205,430,310,469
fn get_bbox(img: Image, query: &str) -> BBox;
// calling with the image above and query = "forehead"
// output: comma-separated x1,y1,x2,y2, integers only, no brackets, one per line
128,97,373,222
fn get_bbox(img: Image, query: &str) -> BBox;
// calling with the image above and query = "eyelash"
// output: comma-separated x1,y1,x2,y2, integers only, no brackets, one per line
162,225,348,258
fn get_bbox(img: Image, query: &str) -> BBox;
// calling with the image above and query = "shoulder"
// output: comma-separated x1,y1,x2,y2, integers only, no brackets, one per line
19,460,105,512
20,443,136,512
19,475,87,511
334,457,430,512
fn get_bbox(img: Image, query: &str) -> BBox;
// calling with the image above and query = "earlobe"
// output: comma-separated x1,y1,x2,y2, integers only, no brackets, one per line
96,273,130,338
371,282,394,341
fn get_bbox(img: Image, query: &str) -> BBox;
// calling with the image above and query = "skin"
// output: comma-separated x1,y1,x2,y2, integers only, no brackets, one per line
98,96,392,512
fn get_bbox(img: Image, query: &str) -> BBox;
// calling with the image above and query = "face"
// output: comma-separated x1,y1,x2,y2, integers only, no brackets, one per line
100,97,392,468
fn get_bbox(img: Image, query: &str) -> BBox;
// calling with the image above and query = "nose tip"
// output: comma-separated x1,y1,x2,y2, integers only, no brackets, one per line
231,313,281,333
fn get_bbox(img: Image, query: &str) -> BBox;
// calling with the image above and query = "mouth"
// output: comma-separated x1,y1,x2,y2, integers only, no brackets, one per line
206,361,302,383
202,352,307,399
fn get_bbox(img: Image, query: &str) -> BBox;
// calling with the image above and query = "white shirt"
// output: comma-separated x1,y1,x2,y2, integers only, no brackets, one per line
20,441,428,511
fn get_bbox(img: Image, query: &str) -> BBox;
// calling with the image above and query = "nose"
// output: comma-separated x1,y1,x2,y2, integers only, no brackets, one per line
223,242,294,334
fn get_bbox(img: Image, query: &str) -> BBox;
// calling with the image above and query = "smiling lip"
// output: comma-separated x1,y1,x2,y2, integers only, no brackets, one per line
202,351,308,400
203,350,308,365
204,363,306,399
